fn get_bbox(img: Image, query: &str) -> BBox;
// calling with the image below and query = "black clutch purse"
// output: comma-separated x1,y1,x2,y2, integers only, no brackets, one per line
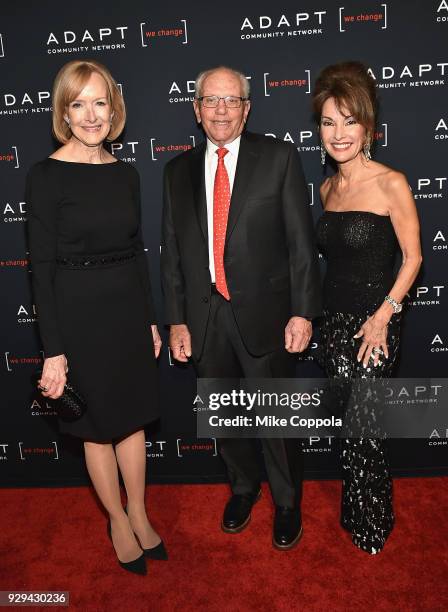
34,371,87,422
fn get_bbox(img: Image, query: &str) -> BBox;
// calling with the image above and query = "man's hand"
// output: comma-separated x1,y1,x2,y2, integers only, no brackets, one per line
169,324,192,363
285,317,312,353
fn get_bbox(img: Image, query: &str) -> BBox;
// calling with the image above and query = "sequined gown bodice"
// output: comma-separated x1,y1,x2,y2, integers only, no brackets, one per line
316,211,398,314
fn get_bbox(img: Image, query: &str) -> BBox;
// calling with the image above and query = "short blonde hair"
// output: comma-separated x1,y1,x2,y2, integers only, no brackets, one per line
52,59,125,144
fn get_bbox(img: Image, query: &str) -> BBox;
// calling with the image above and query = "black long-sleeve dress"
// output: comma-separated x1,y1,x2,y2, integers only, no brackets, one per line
26,158,159,441
316,210,401,554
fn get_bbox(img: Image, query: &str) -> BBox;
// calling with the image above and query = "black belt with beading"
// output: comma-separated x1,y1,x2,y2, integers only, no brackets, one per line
56,249,137,269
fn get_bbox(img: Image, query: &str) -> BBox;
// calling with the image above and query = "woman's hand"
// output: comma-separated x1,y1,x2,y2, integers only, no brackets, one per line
354,314,390,368
38,355,68,399
151,325,162,358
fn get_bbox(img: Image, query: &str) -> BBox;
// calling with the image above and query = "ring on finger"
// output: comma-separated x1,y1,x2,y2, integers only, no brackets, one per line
372,347,383,355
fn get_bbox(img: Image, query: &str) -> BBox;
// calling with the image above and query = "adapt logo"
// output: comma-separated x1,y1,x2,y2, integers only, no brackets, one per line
436,0,448,21
433,229,447,250
302,436,335,454
30,399,57,417
428,428,448,446
46,25,128,54
265,128,319,153
339,2,387,32
140,19,188,46
435,117,448,140
168,79,196,104
385,383,443,405
431,334,447,352
240,10,327,40
17,304,37,324
407,285,444,307
368,62,448,90
0,90,51,117
110,140,139,163
3,201,26,222
412,177,447,200
145,440,167,458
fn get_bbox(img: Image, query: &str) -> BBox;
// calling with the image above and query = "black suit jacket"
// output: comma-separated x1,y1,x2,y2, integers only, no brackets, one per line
161,131,322,358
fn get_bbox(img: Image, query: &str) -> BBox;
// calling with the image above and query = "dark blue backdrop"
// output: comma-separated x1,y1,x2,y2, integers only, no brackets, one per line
1,0,447,485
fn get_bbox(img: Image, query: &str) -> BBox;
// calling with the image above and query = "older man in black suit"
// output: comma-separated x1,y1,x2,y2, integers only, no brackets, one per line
161,66,321,549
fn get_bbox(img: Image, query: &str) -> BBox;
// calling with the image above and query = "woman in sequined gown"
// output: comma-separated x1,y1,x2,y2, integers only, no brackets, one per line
312,62,422,554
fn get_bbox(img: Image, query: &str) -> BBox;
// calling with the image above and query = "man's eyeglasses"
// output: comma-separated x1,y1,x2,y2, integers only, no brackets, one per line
197,96,248,108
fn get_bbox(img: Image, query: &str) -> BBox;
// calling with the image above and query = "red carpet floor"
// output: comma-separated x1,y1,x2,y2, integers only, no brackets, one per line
0,478,447,612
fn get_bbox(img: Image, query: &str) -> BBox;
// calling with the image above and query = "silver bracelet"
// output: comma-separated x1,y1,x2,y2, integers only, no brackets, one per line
384,295,402,314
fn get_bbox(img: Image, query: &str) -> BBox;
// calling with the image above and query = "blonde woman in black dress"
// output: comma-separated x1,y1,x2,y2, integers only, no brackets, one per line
27,60,165,574
313,62,422,554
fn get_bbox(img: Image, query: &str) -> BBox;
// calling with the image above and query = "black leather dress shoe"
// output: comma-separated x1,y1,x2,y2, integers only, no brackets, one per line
272,506,303,550
221,490,261,533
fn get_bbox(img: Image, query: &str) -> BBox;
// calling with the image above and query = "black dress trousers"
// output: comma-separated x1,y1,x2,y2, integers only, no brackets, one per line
194,289,303,509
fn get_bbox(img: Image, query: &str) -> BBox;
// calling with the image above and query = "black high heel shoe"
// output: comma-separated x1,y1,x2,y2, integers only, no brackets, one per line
107,520,147,575
124,507,168,560
142,540,168,561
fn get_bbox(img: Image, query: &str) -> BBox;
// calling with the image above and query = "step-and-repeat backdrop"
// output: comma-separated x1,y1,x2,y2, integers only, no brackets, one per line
1,1,447,485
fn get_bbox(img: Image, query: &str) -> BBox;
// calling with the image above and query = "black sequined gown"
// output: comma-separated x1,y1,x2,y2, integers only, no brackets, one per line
316,210,400,554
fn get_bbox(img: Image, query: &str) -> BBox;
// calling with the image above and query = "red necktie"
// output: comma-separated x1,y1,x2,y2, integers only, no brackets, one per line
213,147,231,300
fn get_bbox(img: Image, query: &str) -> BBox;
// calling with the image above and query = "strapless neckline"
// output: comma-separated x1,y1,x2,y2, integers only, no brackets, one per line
323,210,390,219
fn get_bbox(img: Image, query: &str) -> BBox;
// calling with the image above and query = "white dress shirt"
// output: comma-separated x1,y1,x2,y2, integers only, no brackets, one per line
205,136,241,282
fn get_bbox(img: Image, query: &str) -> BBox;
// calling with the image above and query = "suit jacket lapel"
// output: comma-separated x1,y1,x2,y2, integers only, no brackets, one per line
226,132,260,242
188,142,207,243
